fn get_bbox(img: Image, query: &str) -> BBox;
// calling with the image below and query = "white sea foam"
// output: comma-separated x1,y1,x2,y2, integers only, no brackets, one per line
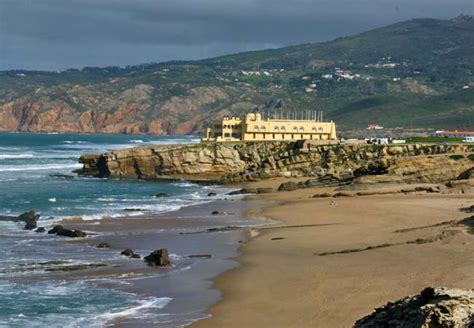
129,139,144,143
48,198,57,203
0,163,82,172
0,153,35,160
95,297,172,322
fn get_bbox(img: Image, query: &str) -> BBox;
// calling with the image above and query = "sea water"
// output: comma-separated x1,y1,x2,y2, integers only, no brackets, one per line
0,132,241,327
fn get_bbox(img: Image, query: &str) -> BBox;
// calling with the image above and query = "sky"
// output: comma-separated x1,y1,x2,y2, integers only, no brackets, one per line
0,0,472,71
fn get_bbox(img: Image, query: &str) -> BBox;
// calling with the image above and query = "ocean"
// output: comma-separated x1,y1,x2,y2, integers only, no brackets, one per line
0,132,253,327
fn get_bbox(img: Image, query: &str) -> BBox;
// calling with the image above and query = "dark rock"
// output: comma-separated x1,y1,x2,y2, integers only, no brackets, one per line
278,181,299,192
48,225,86,238
271,237,285,240
256,187,274,194
155,193,170,198
460,205,474,213
188,254,212,258
207,226,241,233
123,208,146,212
35,227,46,233
49,174,75,179
211,210,223,215
144,248,171,267
458,167,474,180
121,248,140,258
24,222,37,230
228,188,258,195
227,189,244,195
333,192,355,197
18,211,40,230
96,242,111,249
312,193,333,198
207,192,217,197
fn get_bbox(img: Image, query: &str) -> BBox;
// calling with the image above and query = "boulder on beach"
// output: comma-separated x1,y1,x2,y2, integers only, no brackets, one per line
207,192,217,197
35,227,46,233
155,193,170,198
121,249,140,258
48,225,87,238
211,210,223,215
96,242,111,249
278,181,299,192
144,248,171,267
354,287,474,328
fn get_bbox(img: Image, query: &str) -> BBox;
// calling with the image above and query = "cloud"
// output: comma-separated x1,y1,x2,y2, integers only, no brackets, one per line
0,0,471,70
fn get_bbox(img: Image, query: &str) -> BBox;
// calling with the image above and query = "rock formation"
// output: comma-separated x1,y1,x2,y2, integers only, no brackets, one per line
355,287,474,327
47,225,87,238
144,248,172,267
78,142,474,184
0,211,40,230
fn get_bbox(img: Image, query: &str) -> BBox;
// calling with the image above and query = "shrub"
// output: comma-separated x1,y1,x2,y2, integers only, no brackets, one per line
449,154,465,161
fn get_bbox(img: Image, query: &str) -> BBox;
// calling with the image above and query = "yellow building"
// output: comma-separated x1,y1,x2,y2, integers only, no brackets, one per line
202,113,337,142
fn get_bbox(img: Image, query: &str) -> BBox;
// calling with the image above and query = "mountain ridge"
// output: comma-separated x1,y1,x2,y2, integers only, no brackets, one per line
0,14,473,134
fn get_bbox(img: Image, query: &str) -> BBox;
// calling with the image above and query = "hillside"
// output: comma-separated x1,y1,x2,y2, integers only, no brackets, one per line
0,14,473,134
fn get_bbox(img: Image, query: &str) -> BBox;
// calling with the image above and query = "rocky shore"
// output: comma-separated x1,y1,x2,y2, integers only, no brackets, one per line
78,141,474,185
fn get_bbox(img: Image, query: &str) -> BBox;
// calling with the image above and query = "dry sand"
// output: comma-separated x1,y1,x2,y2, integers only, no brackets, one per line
193,183,474,328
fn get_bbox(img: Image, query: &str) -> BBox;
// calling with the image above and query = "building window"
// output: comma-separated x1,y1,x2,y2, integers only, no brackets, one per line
253,133,256,139
301,134,304,139
254,125,259,130
272,134,276,139
293,127,297,131
224,133,230,138
281,126,285,131
299,127,304,131
274,126,279,130
312,127,317,131
261,126,266,130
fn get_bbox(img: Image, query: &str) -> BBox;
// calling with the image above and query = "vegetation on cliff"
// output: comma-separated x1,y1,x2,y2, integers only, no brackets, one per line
1,15,473,134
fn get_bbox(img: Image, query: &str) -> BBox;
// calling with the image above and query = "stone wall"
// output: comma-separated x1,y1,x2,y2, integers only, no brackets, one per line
78,142,474,184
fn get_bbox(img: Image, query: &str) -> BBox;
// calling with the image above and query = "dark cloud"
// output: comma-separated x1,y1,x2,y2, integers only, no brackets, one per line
0,0,471,70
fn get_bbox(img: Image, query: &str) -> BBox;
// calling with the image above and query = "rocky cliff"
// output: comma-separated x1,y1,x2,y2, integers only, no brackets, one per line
355,287,474,327
78,142,474,184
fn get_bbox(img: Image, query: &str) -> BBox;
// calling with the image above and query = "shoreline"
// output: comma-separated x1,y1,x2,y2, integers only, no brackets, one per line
47,196,264,327
192,181,474,327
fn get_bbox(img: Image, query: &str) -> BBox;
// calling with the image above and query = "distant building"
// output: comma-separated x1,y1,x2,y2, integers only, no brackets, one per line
367,124,384,130
434,130,474,138
202,113,337,143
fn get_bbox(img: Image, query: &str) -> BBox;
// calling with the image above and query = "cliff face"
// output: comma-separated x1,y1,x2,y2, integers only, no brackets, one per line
0,86,232,135
78,142,474,184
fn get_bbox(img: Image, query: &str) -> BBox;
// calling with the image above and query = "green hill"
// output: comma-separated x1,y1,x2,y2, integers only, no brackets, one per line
0,14,472,134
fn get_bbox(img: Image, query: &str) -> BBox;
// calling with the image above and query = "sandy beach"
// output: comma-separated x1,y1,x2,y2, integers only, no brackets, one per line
193,181,474,327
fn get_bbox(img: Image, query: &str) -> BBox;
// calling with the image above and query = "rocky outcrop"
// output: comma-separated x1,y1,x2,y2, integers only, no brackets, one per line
48,225,87,238
78,142,474,184
0,211,40,230
355,287,474,327
121,249,141,259
144,249,171,267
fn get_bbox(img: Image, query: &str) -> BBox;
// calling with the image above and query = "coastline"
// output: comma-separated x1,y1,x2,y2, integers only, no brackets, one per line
192,181,474,327
43,196,264,327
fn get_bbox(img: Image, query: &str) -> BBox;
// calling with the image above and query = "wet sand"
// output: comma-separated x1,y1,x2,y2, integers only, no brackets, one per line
193,183,474,327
